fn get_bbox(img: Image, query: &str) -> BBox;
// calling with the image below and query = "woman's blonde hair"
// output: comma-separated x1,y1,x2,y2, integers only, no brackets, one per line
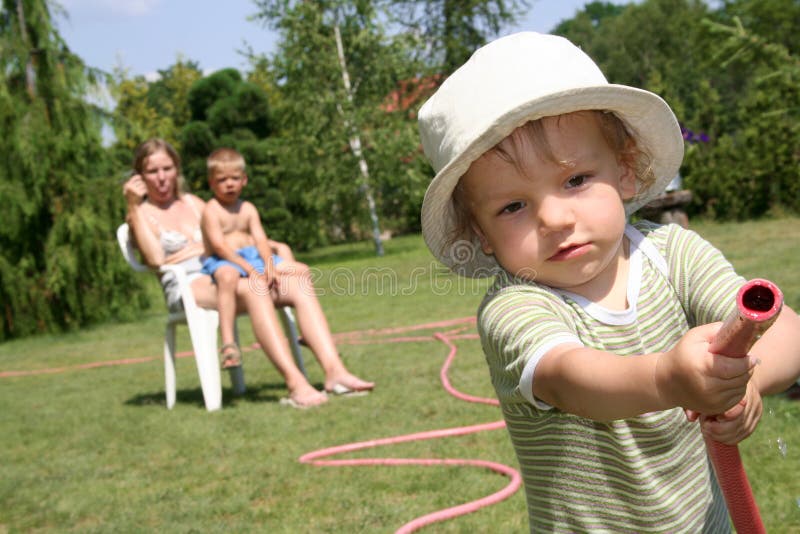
132,138,188,198
450,110,655,246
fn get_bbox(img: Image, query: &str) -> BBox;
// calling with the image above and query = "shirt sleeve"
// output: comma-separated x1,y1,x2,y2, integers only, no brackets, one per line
478,282,582,410
663,225,746,327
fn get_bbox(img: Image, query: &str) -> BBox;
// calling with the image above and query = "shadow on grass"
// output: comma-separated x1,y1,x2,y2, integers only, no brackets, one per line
123,380,325,409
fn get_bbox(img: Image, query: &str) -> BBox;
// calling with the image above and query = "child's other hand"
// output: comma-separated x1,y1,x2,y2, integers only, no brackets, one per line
698,380,762,445
656,323,755,415
256,268,277,291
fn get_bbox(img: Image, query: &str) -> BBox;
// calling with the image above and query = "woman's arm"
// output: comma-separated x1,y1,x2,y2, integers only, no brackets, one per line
123,175,165,267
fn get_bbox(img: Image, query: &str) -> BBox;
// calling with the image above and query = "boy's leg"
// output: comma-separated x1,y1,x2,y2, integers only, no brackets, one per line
214,265,242,364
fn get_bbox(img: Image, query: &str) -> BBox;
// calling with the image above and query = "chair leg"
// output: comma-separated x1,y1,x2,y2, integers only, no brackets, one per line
187,309,222,412
279,307,307,378
164,323,178,410
229,319,246,396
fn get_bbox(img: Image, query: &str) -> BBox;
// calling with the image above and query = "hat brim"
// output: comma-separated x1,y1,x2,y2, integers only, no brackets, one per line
420,84,684,278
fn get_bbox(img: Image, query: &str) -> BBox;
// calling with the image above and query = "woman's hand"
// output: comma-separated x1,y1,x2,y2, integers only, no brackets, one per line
123,174,147,206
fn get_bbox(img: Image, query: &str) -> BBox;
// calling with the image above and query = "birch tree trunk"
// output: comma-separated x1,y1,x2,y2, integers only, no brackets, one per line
333,23,384,256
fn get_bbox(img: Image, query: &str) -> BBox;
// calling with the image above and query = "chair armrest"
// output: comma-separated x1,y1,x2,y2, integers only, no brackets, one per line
159,263,204,317
116,223,151,273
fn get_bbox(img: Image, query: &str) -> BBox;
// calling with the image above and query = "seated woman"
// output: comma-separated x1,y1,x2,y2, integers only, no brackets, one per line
123,138,374,408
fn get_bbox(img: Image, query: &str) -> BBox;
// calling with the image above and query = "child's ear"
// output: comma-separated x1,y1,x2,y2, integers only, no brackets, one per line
471,222,493,255
618,157,637,201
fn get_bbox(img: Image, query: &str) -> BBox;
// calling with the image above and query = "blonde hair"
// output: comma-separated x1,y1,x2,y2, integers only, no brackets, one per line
450,110,654,246
132,138,187,197
206,147,246,178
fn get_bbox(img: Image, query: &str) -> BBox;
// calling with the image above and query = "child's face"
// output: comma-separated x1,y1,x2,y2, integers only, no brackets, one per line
142,149,178,204
209,166,247,206
461,111,637,294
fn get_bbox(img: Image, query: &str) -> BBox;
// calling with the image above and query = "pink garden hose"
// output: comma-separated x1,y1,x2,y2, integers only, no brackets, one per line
705,278,783,534
303,319,522,533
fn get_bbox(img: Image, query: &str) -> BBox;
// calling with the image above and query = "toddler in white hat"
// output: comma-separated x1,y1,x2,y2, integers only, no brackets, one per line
418,31,800,532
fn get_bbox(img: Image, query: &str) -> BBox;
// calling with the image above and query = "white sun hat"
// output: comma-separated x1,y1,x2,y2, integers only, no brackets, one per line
418,31,684,278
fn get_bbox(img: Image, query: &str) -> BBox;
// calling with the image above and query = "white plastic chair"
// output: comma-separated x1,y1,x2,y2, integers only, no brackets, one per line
116,223,306,411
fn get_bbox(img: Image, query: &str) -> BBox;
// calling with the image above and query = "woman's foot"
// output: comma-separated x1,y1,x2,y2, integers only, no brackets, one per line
325,373,375,395
282,384,328,409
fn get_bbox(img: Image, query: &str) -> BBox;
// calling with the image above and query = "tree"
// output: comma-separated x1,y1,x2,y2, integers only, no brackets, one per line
553,0,800,220
253,0,419,249
108,58,202,160
682,15,800,218
110,67,178,154
146,57,203,127
387,0,530,73
0,0,147,339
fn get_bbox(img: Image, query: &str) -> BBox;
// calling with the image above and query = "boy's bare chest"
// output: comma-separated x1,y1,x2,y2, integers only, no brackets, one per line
215,204,249,234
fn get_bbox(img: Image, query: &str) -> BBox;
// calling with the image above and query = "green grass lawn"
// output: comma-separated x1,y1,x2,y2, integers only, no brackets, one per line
1,218,799,532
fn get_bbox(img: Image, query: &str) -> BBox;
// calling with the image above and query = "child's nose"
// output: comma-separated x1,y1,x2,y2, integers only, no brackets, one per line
538,197,575,232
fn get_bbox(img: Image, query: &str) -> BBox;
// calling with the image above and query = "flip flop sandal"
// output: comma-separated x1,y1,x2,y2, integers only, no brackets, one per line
325,382,372,397
220,343,242,369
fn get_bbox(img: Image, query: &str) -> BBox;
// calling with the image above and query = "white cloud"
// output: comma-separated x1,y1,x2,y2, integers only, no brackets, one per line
59,0,162,16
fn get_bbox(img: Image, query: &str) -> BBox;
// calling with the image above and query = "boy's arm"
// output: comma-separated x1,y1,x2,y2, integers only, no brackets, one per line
749,304,800,395
201,202,257,276
533,322,755,421
243,202,276,284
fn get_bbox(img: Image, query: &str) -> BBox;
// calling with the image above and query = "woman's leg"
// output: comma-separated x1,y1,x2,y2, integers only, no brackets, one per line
274,261,374,393
235,278,327,406
269,240,296,262
193,274,327,406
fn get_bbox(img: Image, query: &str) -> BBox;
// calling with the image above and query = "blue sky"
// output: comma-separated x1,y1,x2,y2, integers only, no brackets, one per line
57,0,637,80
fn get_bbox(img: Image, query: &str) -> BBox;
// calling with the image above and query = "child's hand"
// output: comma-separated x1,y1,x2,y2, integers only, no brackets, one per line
697,380,762,445
655,323,755,415
254,265,278,292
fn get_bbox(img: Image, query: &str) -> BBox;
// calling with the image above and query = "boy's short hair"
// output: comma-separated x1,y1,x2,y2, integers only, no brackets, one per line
207,148,246,177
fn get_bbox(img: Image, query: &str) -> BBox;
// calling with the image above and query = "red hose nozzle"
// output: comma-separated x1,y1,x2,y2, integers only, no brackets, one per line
705,278,783,534
708,279,783,358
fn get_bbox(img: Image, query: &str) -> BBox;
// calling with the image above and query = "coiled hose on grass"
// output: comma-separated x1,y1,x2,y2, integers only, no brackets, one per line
301,319,522,533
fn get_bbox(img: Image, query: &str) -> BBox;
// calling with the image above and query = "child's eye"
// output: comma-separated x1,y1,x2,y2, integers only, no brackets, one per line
566,174,589,189
499,201,525,215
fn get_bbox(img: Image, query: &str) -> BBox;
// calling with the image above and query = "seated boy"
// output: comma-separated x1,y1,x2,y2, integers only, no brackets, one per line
200,147,283,368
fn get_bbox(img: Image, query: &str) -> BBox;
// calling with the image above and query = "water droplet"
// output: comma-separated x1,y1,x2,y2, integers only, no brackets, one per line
768,408,775,416
776,437,787,458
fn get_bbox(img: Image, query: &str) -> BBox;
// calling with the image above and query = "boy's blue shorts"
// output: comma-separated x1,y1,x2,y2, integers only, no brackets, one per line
201,246,283,278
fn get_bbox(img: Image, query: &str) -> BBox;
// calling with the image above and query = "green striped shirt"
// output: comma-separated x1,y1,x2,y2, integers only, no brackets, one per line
478,222,741,532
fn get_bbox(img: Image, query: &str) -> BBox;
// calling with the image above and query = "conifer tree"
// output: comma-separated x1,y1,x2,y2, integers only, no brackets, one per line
0,0,146,339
